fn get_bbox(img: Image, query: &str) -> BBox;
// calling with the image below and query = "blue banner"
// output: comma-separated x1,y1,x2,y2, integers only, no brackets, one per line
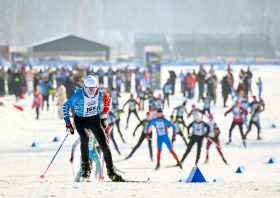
11,52,27,69
146,52,162,89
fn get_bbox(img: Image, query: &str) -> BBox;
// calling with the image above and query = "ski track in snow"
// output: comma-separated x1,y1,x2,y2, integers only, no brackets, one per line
0,65,280,198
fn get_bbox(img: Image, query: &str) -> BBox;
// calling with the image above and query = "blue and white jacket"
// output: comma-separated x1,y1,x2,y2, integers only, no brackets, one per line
63,87,111,124
146,117,177,136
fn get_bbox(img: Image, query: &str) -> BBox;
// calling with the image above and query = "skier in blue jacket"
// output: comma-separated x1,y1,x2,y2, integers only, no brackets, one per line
146,109,182,170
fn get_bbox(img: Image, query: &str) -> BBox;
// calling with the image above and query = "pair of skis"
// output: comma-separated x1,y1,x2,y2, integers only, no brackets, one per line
81,178,150,183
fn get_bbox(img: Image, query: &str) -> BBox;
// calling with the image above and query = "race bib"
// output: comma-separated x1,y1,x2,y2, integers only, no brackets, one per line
178,107,185,116
129,101,135,110
156,120,166,136
83,94,99,117
193,123,203,136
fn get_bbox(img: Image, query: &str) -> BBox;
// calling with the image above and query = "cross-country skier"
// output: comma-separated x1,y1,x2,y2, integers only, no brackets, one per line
202,93,211,116
122,94,142,129
155,94,163,110
224,99,247,147
245,105,265,140
162,79,174,108
63,75,124,181
170,115,188,147
146,109,182,170
187,104,204,119
150,102,158,118
148,91,157,110
249,96,265,131
205,113,228,165
172,101,188,125
241,96,250,129
138,88,147,111
110,88,121,109
70,130,102,182
107,108,121,155
125,111,153,161
113,106,125,143
178,116,210,166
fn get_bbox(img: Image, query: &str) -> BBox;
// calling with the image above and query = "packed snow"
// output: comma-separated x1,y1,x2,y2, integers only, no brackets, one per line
0,65,280,198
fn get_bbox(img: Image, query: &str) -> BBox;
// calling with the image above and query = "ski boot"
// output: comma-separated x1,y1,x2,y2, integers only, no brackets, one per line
116,148,121,155
150,155,153,162
243,141,246,147
81,161,91,181
205,156,209,164
195,159,199,167
226,138,232,145
155,163,160,170
257,131,263,140
176,161,183,169
125,154,132,160
107,166,125,182
222,157,228,165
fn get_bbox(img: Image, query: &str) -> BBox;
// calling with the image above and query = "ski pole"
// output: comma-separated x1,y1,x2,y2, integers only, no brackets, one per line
100,154,105,180
207,137,222,149
265,110,271,126
71,163,75,181
40,134,69,179
267,108,278,120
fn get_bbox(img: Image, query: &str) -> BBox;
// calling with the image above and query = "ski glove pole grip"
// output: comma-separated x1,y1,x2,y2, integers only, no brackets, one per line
66,123,74,135
101,118,108,129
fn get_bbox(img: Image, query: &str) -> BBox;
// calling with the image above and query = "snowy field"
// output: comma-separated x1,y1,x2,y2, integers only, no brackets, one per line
0,65,280,198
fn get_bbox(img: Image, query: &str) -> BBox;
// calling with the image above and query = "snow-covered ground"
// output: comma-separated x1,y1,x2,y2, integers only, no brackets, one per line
0,65,280,198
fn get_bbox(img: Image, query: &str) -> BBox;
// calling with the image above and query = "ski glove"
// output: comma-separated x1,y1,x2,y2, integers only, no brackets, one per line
172,135,176,142
70,155,74,163
66,123,74,135
101,118,108,129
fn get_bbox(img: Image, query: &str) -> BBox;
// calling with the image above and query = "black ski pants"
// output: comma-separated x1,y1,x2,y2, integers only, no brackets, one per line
163,93,169,108
229,121,245,140
127,109,141,124
74,114,113,169
130,132,153,157
181,135,204,163
246,121,261,138
115,119,123,139
172,131,188,147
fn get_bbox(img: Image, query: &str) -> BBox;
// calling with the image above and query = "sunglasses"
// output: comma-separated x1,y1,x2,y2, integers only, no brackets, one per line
85,86,96,92
157,113,163,117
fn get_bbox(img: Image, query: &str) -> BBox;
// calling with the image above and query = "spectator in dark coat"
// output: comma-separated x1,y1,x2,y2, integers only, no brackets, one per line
64,74,75,99
0,67,6,96
246,66,253,96
196,68,206,102
222,74,232,107
237,80,245,95
169,70,177,94
11,70,23,101
206,74,216,105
